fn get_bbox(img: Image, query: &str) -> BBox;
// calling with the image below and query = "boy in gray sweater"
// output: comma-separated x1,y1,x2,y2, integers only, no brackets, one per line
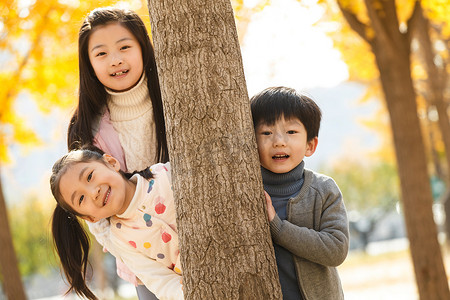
250,86,349,300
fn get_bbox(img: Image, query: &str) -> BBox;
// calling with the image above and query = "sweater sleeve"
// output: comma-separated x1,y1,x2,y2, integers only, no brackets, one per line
86,218,110,247
270,177,349,267
87,219,141,287
109,236,184,300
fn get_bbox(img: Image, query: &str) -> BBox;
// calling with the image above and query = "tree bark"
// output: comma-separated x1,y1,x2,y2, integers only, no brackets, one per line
0,167,27,300
146,0,282,299
338,0,450,298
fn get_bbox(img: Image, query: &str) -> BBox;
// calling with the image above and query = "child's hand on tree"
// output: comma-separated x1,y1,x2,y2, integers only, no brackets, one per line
264,191,275,222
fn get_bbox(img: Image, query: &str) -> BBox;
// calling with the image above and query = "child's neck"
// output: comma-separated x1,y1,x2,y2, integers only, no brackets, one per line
106,74,151,122
261,161,304,198
118,177,138,216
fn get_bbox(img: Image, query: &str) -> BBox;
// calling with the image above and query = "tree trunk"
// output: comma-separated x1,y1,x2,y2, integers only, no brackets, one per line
414,6,450,246
146,0,282,299
375,43,449,300
338,0,450,298
368,3,449,299
414,3,450,181
0,167,27,300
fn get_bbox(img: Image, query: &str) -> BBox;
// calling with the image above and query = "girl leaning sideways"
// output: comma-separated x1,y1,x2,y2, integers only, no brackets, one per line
65,7,179,300
51,149,182,300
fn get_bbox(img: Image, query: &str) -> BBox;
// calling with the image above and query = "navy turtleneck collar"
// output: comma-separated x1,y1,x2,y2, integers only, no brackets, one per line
261,161,305,199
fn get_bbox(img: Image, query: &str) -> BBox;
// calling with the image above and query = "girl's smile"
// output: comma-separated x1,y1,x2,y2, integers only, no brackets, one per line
103,187,111,206
111,69,129,78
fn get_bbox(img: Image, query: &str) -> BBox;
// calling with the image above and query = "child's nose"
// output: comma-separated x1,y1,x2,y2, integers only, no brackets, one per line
273,133,287,147
90,186,101,202
110,53,123,66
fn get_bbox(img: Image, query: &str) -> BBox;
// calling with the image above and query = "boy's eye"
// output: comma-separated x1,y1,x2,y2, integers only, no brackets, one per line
79,195,84,205
87,171,93,182
261,131,271,136
287,130,297,134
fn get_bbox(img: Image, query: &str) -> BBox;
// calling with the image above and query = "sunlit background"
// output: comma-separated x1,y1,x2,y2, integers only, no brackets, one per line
1,0,449,299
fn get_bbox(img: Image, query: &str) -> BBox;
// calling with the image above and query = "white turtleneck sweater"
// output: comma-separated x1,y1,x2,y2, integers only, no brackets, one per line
106,75,157,172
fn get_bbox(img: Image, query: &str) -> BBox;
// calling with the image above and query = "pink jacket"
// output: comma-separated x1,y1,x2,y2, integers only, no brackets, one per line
93,110,127,171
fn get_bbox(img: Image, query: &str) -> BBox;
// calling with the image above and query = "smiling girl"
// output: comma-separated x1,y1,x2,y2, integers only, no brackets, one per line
67,7,172,299
50,148,182,300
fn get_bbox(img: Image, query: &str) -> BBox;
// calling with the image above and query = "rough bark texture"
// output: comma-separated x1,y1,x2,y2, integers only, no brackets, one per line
146,1,282,299
0,168,27,300
338,0,450,298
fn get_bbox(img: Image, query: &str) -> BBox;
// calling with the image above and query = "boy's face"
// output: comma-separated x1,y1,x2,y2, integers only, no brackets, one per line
255,116,318,174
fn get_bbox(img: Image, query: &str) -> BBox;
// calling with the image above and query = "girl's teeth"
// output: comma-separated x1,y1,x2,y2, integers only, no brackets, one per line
103,189,110,205
113,70,128,76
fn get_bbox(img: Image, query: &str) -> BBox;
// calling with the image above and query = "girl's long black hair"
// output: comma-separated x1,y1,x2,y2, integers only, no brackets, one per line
67,7,169,162
50,147,153,299
52,206,96,299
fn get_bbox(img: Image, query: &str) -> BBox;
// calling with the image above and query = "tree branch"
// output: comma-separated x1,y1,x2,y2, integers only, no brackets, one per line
336,0,370,44
363,0,391,47
406,0,422,46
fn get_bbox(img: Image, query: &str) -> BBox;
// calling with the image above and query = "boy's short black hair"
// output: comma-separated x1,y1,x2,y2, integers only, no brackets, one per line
250,86,322,142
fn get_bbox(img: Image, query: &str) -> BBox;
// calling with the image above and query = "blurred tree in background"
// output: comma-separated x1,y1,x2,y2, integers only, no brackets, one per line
313,0,450,298
9,196,57,276
327,0,450,188
323,159,400,251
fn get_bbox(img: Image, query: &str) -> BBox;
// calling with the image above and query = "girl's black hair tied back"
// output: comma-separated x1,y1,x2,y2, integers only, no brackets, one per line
58,204,76,220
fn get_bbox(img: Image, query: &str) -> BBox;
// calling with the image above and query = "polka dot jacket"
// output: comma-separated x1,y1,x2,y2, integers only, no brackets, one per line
110,162,181,275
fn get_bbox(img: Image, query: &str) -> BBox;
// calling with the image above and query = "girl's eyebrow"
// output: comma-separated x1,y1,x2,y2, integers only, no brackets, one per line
116,37,133,44
90,37,134,53
70,166,89,205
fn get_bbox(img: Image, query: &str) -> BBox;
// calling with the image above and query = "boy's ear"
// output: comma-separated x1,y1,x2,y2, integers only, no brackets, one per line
103,154,121,171
305,137,318,157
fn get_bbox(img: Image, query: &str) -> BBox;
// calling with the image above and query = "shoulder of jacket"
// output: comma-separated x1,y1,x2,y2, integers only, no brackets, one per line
305,168,335,184
303,168,341,197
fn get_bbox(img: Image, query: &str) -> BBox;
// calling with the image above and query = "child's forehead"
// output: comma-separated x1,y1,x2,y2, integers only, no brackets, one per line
63,159,103,175
62,161,89,177
258,115,304,126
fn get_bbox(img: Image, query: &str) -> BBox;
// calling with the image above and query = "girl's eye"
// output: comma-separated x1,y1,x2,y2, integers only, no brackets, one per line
87,171,93,182
121,45,131,50
96,51,106,57
79,195,84,205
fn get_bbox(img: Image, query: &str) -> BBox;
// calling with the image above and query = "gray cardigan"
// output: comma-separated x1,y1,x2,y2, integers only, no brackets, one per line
269,168,349,300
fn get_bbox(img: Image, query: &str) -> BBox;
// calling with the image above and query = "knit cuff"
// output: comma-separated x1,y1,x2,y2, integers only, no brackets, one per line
269,214,283,239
